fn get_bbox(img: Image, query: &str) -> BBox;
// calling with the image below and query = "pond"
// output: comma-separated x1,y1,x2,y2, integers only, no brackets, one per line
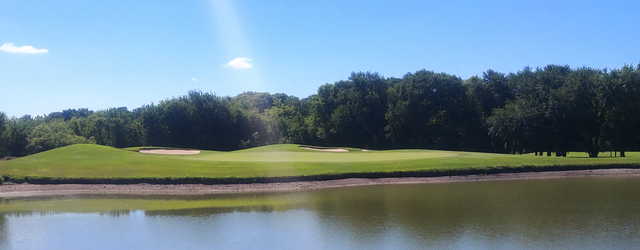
1,176,639,249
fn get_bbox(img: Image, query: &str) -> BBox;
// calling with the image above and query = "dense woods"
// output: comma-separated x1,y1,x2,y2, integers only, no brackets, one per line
1,65,639,158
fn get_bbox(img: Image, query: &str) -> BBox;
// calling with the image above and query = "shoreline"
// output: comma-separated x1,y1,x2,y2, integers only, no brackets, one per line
2,168,640,198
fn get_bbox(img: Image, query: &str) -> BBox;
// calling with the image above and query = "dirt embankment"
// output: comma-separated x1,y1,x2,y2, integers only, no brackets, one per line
2,169,640,198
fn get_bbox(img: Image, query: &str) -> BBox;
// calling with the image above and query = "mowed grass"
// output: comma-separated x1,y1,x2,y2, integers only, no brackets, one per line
0,144,638,180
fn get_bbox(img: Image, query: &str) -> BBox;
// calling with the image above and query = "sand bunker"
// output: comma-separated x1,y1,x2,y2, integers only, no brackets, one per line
139,149,201,155
301,146,348,152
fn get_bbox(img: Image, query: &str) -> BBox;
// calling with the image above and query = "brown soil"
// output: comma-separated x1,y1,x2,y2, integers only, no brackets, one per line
2,169,639,198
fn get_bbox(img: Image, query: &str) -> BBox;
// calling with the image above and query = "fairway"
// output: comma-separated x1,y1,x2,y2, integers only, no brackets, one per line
0,144,638,183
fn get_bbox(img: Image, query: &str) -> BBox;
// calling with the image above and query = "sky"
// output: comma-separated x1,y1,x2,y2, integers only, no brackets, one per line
1,0,639,117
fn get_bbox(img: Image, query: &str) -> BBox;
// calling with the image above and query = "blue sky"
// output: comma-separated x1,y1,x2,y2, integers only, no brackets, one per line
1,0,639,117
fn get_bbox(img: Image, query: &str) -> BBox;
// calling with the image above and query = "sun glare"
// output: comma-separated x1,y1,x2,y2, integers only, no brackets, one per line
210,0,266,91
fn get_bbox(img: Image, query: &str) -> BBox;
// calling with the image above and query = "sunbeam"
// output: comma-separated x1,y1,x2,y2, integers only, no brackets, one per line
209,0,266,92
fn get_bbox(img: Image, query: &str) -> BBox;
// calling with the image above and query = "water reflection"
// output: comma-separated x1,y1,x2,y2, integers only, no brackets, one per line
1,177,640,249
0,214,7,250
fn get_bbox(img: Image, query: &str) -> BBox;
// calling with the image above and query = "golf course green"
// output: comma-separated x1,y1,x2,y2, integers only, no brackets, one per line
0,144,638,184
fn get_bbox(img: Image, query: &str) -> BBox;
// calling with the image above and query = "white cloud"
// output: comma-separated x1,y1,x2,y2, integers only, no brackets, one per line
225,57,253,70
0,43,48,54
191,77,199,82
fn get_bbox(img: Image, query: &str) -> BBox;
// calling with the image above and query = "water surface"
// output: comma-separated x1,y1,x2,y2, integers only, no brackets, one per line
1,177,639,250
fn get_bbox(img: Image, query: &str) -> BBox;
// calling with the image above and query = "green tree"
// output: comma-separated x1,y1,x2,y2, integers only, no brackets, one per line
2,64,639,156
386,70,469,149
0,112,7,157
559,68,607,157
601,65,640,156
487,102,527,153
27,121,94,153
310,72,388,148
140,91,248,150
3,116,38,156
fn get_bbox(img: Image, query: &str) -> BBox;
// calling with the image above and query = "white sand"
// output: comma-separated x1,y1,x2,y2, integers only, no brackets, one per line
139,149,201,155
301,147,348,152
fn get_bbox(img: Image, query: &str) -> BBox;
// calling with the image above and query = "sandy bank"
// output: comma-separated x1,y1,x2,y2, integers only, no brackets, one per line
2,169,640,198
139,149,201,155
300,146,348,152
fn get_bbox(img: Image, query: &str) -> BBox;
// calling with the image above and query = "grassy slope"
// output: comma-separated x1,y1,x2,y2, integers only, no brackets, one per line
0,144,638,181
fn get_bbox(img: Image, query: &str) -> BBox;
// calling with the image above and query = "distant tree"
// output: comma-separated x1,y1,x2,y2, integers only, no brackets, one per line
26,121,94,153
487,102,526,153
386,70,469,149
2,64,639,157
486,65,576,156
466,70,513,118
67,107,144,148
601,65,640,156
139,91,248,150
310,72,388,148
0,112,7,156
138,105,170,147
0,113,6,132
3,116,38,156
266,100,309,144
230,92,291,147
267,93,311,144
464,70,516,151
231,92,274,113
561,68,607,157
47,108,93,121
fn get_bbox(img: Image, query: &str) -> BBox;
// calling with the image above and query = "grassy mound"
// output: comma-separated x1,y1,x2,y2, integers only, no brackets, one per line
0,144,638,184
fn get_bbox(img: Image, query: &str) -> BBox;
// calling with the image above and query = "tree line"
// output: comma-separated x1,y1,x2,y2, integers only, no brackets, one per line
1,65,639,158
